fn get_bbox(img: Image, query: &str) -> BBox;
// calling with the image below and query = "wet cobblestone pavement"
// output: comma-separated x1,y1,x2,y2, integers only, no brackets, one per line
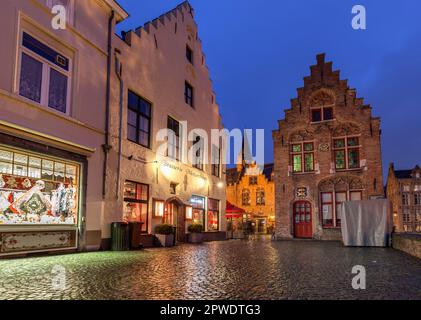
0,238,420,300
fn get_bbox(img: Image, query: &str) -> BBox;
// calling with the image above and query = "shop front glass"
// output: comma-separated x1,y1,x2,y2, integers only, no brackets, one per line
0,146,80,225
123,181,149,233
190,195,205,226
207,198,219,231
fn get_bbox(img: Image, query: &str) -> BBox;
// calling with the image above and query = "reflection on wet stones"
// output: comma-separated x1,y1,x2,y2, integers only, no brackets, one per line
0,239,420,300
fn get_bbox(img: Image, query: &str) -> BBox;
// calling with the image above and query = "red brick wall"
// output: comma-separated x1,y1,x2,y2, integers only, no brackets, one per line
273,54,384,240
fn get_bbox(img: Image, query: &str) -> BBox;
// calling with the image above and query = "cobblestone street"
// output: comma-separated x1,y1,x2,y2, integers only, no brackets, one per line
0,238,420,300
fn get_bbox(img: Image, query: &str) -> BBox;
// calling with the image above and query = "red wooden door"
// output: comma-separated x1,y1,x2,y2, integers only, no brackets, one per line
293,201,312,238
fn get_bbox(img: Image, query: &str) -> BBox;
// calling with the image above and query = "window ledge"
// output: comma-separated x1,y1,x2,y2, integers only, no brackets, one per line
335,168,362,173
292,171,316,176
310,119,336,125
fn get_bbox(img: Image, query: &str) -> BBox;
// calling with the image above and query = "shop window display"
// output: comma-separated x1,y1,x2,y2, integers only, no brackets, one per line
0,147,79,225
207,199,219,231
123,181,149,233
191,195,205,226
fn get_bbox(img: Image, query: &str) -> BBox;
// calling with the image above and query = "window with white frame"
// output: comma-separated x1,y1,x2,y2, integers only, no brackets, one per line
19,32,71,114
46,0,74,25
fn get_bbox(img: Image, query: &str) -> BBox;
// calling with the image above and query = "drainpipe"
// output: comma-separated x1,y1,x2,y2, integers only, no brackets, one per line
102,10,115,199
115,53,123,199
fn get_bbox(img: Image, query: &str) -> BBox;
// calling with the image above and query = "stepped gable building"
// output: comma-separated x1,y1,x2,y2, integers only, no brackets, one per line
104,1,226,246
226,161,275,234
273,54,384,240
386,164,421,232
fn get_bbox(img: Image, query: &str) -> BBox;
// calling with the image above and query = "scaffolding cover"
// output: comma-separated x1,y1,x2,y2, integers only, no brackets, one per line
340,199,392,247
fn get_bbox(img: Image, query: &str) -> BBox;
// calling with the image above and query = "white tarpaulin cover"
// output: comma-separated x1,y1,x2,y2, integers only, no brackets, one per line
340,199,392,247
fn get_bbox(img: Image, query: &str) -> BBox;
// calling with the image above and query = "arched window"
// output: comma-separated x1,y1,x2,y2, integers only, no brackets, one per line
242,189,250,206
256,187,265,205
319,177,363,228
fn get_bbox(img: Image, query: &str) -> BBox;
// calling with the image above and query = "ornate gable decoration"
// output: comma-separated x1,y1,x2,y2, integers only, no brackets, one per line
332,122,361,137
310,90,335,107
318,176,365,192
289,129,314,142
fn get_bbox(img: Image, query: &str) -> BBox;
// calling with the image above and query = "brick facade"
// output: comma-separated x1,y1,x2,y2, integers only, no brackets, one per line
273,54,384,240
386,164,421,232
226,162,275,233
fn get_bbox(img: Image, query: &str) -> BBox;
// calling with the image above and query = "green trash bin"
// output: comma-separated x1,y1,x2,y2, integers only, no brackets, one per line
111,222,129,251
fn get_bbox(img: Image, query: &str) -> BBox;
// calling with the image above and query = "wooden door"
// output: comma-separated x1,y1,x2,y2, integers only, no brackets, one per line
293,201,312,238
175,204,186,243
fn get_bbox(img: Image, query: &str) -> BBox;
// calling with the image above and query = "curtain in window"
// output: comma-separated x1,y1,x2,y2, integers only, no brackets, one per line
48,69,68,113
20,53,42,103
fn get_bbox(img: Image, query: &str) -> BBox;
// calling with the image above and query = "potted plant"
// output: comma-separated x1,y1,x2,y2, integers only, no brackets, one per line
155,224,174,247
187,223,204,244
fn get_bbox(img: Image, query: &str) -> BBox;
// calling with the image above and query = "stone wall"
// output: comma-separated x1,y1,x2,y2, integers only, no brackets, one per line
392,233,421,259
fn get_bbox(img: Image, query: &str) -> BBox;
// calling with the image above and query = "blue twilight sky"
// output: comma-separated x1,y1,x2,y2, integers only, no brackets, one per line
115,0,421,179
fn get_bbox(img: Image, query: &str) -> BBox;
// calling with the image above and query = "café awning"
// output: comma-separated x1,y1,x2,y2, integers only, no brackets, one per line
226,201,245,219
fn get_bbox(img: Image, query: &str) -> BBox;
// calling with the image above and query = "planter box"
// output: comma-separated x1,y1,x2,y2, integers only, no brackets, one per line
188,232,203,244
155,234,174,247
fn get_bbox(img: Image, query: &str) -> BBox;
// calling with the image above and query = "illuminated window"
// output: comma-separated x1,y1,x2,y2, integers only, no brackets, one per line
190,195,205,226
242,189,250,206
153,200,165,218
291,142,314,173
207,199,219,231
123,181,149,233
185,206,193,220
256,188,265,205
0,146,80,225
333,137,360,170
